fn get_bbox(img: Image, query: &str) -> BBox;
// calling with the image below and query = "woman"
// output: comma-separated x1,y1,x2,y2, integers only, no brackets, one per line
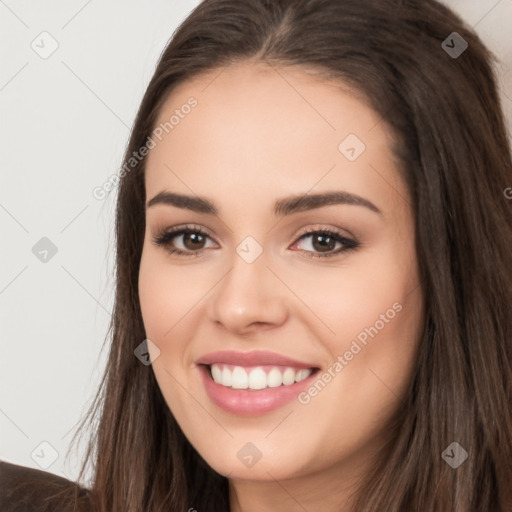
1,0,511,510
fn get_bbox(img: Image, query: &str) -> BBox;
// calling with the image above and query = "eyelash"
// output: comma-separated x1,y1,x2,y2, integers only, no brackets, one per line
152,224,360,259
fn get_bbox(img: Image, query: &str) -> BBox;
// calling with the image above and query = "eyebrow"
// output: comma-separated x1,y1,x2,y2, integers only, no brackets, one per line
146,190,382,217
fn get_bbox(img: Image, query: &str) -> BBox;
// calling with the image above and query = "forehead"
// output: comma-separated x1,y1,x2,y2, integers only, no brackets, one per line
144,60,407,217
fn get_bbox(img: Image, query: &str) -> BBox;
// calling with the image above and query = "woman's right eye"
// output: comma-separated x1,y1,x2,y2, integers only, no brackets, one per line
152,226,216,257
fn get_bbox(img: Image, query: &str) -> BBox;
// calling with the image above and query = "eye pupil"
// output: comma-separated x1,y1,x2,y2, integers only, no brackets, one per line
184,232,205,250
313,234,336,252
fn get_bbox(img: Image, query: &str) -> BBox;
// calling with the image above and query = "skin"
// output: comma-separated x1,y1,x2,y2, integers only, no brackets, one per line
138,59,425,512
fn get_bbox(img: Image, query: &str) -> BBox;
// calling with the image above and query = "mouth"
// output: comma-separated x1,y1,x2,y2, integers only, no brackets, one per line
205,363,318,390
198,362,321,415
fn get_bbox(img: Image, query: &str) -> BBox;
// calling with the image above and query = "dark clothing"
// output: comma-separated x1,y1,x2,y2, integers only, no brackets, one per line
0,459,94,512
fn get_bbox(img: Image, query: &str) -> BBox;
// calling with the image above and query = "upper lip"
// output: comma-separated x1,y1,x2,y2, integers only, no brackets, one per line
196,350,318,369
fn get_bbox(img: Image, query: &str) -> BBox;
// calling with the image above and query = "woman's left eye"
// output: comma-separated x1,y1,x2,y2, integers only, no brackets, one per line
291,229,359,259
152,225,360,259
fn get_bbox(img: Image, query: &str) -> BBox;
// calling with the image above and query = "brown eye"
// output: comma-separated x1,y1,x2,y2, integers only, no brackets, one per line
152,226,216,257
182,232,207,250
291,229,359,259
310,233,338,253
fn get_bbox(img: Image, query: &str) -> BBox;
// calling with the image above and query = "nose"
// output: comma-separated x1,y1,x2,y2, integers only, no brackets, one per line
207,247,289,335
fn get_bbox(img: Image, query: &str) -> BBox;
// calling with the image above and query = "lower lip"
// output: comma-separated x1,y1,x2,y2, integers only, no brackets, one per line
199,365,318,415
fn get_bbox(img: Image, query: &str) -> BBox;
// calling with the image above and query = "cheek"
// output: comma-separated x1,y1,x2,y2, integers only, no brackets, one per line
138,250,191,399
329,273,414,347
138,248,212,403
138,249,204,340
138,251,199,415
295,243,420,352
310,261,423,428
303,238,423,412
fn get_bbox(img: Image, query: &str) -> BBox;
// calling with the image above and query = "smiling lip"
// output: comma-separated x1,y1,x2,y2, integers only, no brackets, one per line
196,350,319,415
196,350,316,368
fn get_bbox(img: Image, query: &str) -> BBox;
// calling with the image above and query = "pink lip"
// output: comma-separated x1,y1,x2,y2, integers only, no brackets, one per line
198,365,318,415
195,351,320,416
196,350,316,369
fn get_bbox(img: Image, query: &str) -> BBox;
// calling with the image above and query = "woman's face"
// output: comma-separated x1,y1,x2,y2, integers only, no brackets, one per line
139,60,424,491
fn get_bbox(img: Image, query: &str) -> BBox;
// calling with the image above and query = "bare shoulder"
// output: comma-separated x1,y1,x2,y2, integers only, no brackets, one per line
0,459,95,512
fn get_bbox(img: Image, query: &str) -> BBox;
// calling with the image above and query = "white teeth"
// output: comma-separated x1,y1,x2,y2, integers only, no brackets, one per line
267,367,282,387
248,367,267,390
282,367,296,385
211,364,222,383
221,366,232,386
209,364,314,389
231,366,248,389
295,369,313,382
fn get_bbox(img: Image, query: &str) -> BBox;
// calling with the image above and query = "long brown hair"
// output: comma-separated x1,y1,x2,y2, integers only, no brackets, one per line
65,0,512,510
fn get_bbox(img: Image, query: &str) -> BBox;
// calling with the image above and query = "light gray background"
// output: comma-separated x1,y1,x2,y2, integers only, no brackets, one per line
1,0,511,485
